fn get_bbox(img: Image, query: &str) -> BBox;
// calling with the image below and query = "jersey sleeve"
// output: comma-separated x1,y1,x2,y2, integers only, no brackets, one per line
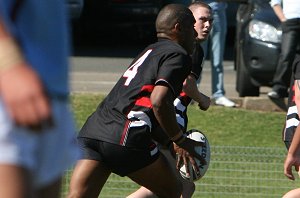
156,53,191,97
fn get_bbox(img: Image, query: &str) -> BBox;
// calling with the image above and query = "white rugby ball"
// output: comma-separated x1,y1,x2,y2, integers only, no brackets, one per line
179,129,210,181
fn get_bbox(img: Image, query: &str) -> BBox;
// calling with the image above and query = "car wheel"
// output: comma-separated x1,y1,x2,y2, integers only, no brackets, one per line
236,53,259,97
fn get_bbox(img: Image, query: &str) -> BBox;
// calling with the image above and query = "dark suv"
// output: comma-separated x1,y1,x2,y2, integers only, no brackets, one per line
66,0,84,19
75,0,163,43
235,0,282,97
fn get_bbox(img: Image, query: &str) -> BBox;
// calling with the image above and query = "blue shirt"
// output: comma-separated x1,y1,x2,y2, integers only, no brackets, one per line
0,0,71,97
202,0,227,11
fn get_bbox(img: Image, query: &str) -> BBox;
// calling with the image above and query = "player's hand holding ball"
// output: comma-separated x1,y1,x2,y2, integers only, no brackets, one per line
174,129,210,181
174,140,202,180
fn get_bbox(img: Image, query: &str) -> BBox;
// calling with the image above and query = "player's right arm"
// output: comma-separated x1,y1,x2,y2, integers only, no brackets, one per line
150,85,206,172
151,85,183,140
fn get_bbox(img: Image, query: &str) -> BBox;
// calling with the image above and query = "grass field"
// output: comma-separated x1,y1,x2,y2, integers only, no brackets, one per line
63,93,297,197
71,93,287,148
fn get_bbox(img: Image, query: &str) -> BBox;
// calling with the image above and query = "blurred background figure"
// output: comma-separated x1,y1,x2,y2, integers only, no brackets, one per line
0,1,79,198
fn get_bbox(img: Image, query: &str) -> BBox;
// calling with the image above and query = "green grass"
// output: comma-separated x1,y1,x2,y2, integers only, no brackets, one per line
71,93,286,148
187,104,286,148
71,93,106,129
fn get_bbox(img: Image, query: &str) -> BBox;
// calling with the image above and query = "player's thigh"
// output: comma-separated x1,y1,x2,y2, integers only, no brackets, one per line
0,165,32,198
128,154,182,198
160,148,195,197
68,159,111,198
126,186,158,198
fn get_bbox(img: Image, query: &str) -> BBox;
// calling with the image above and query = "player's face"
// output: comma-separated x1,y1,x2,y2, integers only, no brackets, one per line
179,15,197,54
192,6,213,41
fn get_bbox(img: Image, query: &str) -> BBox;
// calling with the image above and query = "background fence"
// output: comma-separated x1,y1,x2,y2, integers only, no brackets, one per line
61,146,300,198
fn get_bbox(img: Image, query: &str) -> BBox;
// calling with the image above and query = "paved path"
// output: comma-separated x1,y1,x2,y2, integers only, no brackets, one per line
70,54,287,112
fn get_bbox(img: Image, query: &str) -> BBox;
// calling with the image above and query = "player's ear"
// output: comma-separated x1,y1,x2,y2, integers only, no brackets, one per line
174,23,181,33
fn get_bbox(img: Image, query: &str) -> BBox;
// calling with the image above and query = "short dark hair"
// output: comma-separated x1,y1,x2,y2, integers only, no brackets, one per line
189,1,212,12
155,4,194,36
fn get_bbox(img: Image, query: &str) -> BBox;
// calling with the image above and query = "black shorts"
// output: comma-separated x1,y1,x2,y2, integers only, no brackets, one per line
77,137,160,176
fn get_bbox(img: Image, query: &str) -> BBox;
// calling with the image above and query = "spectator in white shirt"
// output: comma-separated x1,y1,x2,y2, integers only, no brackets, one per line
267,0,300,99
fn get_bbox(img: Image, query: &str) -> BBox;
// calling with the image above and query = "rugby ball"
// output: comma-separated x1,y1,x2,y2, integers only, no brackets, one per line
179,129,210,181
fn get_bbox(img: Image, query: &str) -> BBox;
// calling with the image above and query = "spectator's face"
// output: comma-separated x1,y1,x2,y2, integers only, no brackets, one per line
192,6,213,41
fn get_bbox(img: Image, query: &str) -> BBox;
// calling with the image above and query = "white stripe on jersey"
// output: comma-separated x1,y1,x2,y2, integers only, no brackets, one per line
286,118,300,129
287,105,298,115
176,114,185,128
127,111,152,128
174,98,187,128
174,98,186,112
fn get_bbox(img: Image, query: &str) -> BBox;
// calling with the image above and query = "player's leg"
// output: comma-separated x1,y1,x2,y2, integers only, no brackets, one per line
68,136,111,198
127,152,190,198
161,147,195,198
127,186,158,198
128,154,183,198
128,122,194,198
127,147,195,198
0,165,32,198
68,159,111,198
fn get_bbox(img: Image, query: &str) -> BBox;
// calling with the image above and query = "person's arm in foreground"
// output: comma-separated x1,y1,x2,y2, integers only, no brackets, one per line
182,74,211,111
0,18,51,130
284,80,300,180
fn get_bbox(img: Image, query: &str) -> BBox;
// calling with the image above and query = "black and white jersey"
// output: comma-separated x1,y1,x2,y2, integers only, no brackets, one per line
174,42,205,131
283,54,300,147
78,39,192,148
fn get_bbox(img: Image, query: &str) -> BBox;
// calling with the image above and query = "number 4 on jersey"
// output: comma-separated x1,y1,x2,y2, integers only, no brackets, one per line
123,49,152,86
